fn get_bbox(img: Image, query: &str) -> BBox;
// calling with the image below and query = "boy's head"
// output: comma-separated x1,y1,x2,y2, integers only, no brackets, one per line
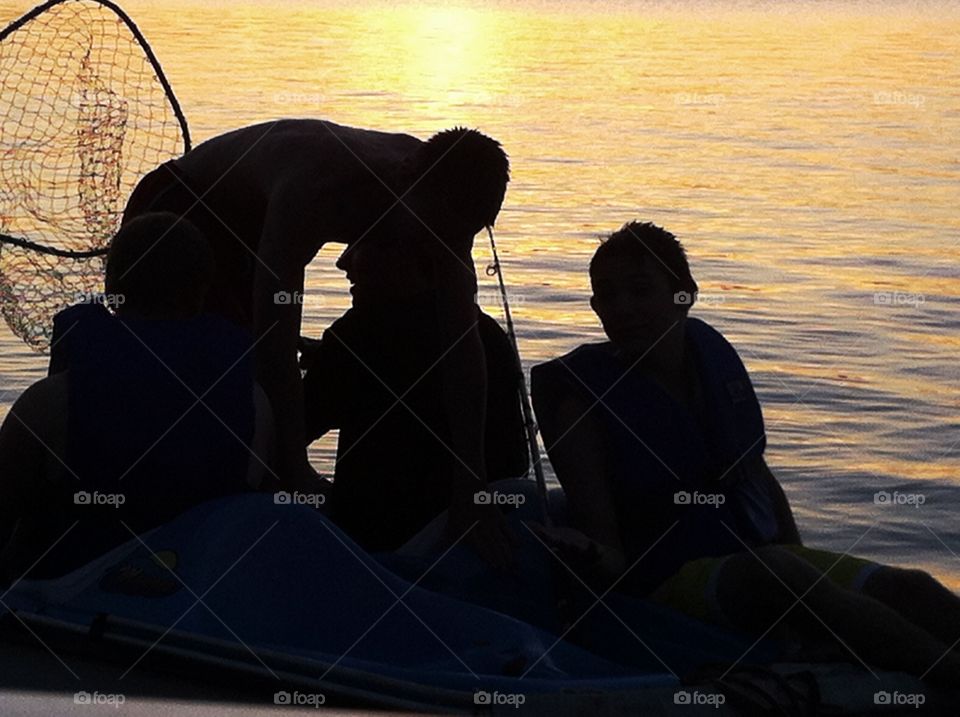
589,221,698,352
104,212,213,320
335,233,432,309
396,127,510,252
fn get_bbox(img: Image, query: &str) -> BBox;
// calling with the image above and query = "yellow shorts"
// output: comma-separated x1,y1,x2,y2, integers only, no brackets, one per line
780,545,882,592
652,545,882,626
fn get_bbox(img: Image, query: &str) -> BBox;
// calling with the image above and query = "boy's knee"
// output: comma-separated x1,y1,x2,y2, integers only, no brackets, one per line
750,545,826,596
752,544,797,574
717,550,799,627
866,565,939,596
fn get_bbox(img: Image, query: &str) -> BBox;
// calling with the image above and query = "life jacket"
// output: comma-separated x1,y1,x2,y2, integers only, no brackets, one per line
302,296,529,552
531,317,779,594
25,303,256,578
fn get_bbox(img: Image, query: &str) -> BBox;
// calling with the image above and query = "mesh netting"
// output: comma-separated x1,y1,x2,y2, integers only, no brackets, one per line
0,0,189,351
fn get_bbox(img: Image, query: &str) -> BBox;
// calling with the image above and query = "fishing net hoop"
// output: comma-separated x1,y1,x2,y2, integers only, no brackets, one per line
0,0,190,350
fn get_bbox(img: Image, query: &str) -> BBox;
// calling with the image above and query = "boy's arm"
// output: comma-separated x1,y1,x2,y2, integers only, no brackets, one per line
253,182,328,493
481,316,529,480
0,383,56,544
531,391,627,586
755,456,802,545
548,392,625,558
300,329,349,445
245,383,276,490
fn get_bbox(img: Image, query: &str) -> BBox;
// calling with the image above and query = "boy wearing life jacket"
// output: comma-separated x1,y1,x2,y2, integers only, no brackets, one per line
0,213,273,583
298,235,529,552
531,221,960,684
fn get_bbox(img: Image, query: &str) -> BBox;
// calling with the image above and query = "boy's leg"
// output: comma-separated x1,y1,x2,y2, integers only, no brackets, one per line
862,566,960,651
778,544,960,656
716,546,960,684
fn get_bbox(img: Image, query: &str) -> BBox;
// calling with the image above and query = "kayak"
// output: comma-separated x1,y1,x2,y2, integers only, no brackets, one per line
1,493,957,714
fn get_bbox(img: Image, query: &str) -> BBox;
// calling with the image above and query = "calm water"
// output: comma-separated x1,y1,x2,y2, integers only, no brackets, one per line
0,0,958,588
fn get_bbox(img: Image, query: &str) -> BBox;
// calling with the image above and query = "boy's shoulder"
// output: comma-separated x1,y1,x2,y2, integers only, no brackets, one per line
8,372,68,449
683,316,749,371
530,341,618,390
685,315,725,342
558,340,616,363
14,372,67,414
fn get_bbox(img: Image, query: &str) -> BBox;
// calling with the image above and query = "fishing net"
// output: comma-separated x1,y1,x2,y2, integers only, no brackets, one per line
0,0,189,351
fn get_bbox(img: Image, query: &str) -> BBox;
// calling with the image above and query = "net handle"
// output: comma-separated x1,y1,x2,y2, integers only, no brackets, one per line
0,232,108,257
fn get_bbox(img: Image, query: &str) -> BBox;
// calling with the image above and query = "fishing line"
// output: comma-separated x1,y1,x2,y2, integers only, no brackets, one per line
486,225,551,525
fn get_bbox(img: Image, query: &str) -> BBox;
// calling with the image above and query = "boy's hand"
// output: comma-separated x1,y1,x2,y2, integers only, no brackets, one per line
527,522,625,586
447,497,518,571
527,523,598,562
297,335,323,371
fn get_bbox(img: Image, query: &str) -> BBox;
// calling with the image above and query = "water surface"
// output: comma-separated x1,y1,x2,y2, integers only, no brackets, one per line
0,0,957,587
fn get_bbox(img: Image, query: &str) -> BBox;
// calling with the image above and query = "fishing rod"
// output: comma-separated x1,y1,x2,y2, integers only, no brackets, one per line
485,226,550,526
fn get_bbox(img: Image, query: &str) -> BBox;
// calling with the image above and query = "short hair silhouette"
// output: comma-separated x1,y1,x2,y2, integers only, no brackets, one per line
105,212,213,319
410,127,510,235
590,221,699,309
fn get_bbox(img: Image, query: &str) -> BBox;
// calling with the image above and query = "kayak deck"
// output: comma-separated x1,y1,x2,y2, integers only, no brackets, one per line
2,623,958,715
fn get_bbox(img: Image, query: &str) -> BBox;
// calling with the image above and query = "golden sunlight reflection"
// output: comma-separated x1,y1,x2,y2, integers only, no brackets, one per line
386,6,498,113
